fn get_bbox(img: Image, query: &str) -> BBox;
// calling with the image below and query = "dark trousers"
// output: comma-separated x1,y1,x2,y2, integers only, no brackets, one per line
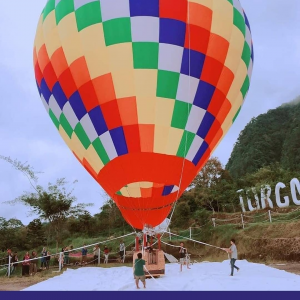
22,265,30,276
93,255,98,264
230,258,239,275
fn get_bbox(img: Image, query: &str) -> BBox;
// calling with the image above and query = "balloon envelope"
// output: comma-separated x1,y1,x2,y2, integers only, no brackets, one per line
34,0,253,229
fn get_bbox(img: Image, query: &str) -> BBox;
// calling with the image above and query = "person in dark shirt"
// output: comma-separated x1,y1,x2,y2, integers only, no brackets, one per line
81,244,88,265
179,242,191,272
30,251,38,276
133,253,146,289
46,251,51,269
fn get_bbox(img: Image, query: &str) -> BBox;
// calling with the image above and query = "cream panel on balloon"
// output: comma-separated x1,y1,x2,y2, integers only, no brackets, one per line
57,14,84,66
188,0,213,9
165,128,184,156
34,15,44,54
134,70,158,98
154,125,170,154
70,133,87,161
79,23,106,53
43,12,61,58
111,69,136,99
107,43,134,72
59,126,73,151
221,92,244,132
224,26,245,75
210,0,233,42
136,96,156,124
85,145,104,174
154,97,175,126
227,61,248,106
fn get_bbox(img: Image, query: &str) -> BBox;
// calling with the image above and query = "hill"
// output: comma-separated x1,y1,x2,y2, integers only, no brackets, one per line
226,96,300,178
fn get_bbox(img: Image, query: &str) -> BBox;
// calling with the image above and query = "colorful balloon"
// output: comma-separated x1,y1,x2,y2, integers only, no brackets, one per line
34,0,253,229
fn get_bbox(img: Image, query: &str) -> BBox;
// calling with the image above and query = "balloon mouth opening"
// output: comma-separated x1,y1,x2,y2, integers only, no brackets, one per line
115,182,179,198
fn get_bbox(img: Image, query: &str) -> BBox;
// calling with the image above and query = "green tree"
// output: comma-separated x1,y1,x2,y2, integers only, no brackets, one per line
27,219,46,249
9,178,92,252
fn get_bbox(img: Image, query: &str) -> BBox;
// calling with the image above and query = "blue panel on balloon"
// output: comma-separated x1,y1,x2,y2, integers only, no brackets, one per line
40,79,52,103
197,112,215,139
52,82,68,110
193,81,215,110
192,141,208,166
69,91,87,121
162,185,174,196
129,0,159,17
89,106,108,136
251,43,254,62
244,12,251,31
110,127,128,156
181,49,205,79
36,81,41,97
159,18,186,47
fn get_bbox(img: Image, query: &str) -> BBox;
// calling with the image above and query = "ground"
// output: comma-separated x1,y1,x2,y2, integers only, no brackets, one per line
1,261,300,291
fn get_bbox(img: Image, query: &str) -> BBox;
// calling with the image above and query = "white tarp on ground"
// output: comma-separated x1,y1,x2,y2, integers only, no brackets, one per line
164,253,178,263
23,260,300,291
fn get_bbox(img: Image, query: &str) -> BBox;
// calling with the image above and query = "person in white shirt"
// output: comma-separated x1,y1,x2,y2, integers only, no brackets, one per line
119,240,125,263
223,238,240,276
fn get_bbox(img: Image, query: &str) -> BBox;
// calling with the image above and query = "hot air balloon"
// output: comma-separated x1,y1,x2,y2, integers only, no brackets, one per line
33,0,253,230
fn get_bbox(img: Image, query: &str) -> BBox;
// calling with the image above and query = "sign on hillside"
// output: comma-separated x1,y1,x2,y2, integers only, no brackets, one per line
237,178,300,212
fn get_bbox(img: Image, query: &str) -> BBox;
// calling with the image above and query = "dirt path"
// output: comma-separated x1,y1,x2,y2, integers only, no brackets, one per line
268,262,300,275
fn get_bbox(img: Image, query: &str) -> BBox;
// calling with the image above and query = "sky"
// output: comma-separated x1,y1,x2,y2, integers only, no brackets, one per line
0,0,300,225
23,260,300,291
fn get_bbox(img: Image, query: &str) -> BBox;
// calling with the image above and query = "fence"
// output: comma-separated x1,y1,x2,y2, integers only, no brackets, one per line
0,232,136,277
166,208,300,241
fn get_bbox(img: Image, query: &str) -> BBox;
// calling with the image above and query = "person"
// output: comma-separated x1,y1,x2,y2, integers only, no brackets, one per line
93,245,99,265
11,252,18,274
46,251,51,269
179,242,191,272
145,242,155,264
41,247,47,270
133,253,146,289
64,247,70,265
223,238,240,276
5,249,12,276
30,251,38,276
22,252,30,276
104,246,109,264
81,244,88,265
58,251,64,269
119,240,125,263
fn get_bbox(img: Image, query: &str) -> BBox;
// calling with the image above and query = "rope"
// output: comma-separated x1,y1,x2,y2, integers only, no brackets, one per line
167,0,192,230
167,231,224,251
215,217,240,222
143,265,168,291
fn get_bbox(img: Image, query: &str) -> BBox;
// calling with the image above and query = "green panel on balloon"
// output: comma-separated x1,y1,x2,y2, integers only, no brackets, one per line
241,76,250,98
92,138,110,166
49,109,60,130
103,18,132,46
75,1,102,32
177,131,195,158
59,113,73,138
171,101,192,130
233,8,246,37
156,70,180,99
242,42,251,68
74,123,91,150
43,0,55,21
55,0,74,25
133,42,159,69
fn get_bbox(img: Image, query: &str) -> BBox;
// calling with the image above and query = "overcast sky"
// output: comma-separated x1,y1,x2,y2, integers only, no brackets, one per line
1,0,300,225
